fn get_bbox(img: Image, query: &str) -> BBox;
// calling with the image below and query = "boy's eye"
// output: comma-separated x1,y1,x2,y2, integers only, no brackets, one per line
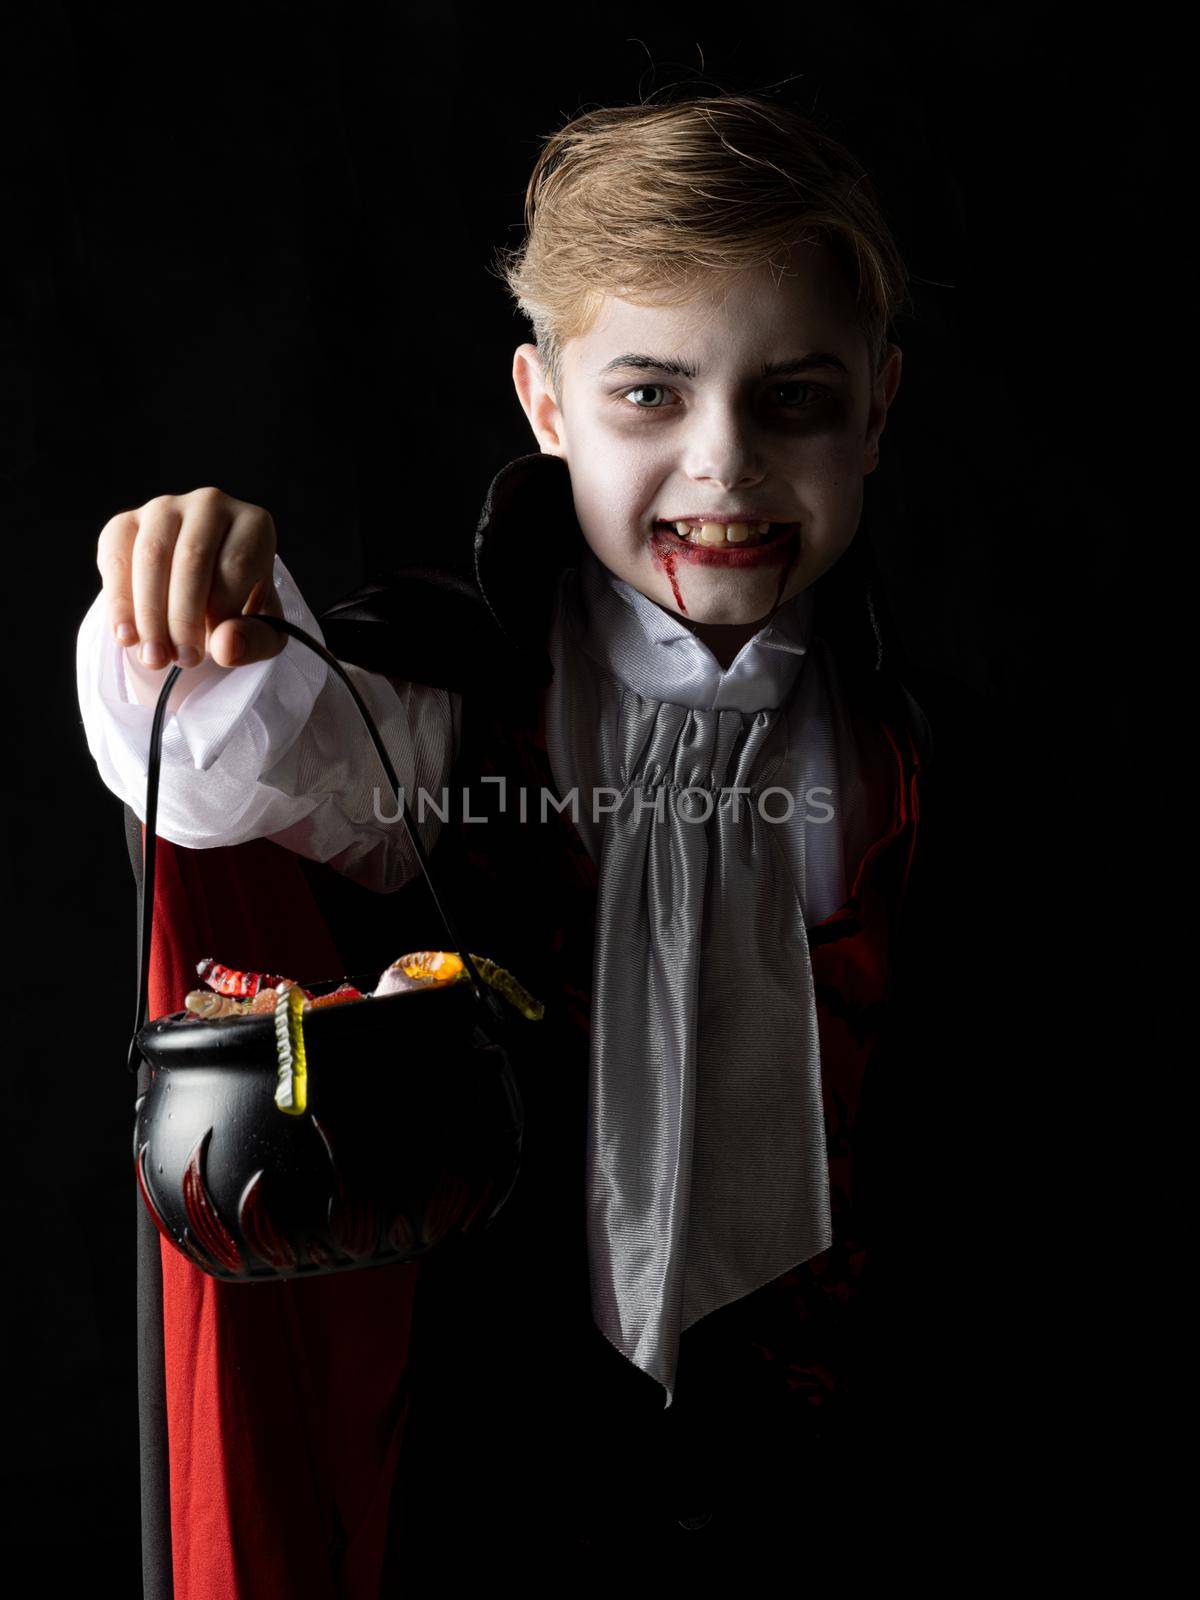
618,382,829,412
771,381,827,408
621,384,676,409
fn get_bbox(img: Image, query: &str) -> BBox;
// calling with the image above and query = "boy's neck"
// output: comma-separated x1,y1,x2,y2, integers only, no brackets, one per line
672,613,772,672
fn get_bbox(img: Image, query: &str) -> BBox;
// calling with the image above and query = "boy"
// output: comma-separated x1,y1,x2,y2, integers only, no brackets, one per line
80,93,962,1590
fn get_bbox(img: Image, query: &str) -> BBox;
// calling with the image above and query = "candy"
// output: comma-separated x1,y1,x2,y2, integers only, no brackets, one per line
374,951,464,998
470,956,544,1022
181,950,542,1027
398,951,465,982
308,984,365,1010
184,989,253,1020
249,987,287,1014
373,951,544,1021
182,972,363,1022
196,958,300,999
273,986,308,1116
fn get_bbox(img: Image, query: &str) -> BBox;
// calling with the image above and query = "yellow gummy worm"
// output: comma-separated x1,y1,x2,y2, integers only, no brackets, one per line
273,984,309,1116
468,956,545,1022
393,951,544,1021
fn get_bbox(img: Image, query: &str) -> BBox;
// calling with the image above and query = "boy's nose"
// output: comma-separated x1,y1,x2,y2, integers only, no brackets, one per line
680,411,765,491
684,454,765,494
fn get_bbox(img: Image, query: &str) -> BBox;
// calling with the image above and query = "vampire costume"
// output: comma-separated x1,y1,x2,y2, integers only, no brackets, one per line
79,451,1009,1595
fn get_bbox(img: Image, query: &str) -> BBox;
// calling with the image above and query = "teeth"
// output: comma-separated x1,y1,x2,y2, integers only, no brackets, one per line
667,518,779,547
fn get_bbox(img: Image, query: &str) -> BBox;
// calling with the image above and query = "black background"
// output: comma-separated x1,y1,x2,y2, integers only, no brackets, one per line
4,1,1141,1582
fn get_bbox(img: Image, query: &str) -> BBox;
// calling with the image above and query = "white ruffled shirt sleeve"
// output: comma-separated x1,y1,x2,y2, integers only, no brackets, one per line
75,554,462,894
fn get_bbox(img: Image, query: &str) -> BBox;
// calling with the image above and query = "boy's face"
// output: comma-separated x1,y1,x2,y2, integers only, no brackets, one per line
513,242,902,628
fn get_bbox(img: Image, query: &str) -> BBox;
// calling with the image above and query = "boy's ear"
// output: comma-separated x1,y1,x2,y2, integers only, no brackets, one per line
512,343,567,456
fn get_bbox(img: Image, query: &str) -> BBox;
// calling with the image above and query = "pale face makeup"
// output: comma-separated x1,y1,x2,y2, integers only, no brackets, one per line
512,242,902,665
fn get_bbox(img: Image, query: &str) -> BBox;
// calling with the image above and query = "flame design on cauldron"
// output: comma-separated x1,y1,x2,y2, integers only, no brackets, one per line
386,1213,415,1253
182,1129,244,1275
424,1171,469,1246
306,1238,336,1269
135,1143,175,1245
312,1116,380,1260
238,1170,298,1272
460,1178,496,1235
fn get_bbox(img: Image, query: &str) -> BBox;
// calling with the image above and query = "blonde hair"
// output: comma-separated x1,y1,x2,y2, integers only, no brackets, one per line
493,92,911,401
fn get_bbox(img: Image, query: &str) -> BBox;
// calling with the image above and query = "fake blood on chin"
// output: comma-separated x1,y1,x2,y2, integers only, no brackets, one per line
648,525,801,617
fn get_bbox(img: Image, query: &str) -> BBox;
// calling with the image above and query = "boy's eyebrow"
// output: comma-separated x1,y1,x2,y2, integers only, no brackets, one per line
598,352,850,379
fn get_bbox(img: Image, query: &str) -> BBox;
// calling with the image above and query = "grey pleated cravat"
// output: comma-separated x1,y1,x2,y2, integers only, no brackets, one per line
544,546,846,1408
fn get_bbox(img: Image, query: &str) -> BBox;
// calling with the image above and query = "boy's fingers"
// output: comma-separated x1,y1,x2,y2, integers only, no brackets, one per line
96,512,139,643
130,499,183,666
234,575,287,661
243,575,286,622
166,497,226,667
205,506,277,625
98,492,284,670
205,508,285,667
207,611,287,668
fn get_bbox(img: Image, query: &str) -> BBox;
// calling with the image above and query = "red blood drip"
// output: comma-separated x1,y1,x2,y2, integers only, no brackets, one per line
649,528,688,615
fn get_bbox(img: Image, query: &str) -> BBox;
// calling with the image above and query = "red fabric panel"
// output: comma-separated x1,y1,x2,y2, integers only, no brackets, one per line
143,829,419,1599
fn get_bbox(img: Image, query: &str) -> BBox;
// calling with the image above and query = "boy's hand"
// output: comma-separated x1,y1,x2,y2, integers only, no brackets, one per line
96,487,287,670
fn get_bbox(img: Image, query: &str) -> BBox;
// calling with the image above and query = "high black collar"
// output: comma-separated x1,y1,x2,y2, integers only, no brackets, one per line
319,450,910,704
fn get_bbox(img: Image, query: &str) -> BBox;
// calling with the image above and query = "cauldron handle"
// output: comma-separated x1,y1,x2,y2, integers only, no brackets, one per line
126,615,500,1073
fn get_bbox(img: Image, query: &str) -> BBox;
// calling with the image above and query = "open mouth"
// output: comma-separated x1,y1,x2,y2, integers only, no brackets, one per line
648,520,803,611
652,519,799,551
649,519,801,571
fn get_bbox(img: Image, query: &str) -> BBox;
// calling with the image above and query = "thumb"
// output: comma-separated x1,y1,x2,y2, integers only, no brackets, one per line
208,578,288,667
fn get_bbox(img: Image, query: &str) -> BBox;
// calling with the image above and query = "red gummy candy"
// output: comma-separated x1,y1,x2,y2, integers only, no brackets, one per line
307,984,365,1010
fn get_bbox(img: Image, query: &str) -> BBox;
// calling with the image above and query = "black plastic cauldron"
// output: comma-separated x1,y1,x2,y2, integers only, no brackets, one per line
127,616,527,1282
